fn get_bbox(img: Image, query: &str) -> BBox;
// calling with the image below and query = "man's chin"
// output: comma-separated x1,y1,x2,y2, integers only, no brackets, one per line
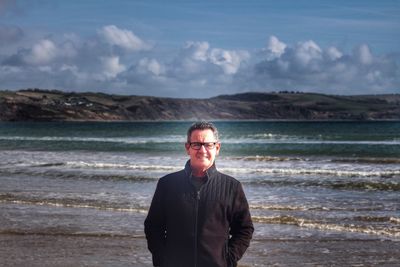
192,162,211,170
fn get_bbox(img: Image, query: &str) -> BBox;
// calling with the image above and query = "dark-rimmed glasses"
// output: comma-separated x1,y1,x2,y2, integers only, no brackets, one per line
189,142,218,150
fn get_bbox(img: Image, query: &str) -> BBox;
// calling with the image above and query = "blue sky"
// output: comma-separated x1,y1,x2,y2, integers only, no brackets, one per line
0,0,399,97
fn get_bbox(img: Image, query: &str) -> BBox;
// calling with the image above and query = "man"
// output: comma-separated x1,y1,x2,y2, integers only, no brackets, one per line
144,121,254,267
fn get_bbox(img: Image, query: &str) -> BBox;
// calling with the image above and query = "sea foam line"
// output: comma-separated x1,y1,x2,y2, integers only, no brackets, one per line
0,135,184,144
0,199,148,214
1,135,399,145
220,167,400,178
60,161,400,178
65,161,181,172
252,215,400,237
5,160,399,178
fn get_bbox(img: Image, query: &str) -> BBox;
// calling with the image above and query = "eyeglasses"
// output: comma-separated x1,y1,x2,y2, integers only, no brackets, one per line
189,142,218,150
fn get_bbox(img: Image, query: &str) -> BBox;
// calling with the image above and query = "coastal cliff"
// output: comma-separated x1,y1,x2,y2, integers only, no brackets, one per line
0,89,399,121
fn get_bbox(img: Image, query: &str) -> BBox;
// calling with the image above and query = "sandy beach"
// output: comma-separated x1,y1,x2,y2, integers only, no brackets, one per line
1,226,399,266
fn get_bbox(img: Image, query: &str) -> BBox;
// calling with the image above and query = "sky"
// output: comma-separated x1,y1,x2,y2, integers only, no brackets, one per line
0,0,399,98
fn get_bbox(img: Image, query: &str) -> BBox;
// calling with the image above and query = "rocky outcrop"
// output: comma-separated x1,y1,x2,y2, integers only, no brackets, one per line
0,89,399,121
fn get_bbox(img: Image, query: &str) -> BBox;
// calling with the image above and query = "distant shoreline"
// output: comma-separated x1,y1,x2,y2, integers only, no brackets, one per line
2,119,400,123
1,89,399,121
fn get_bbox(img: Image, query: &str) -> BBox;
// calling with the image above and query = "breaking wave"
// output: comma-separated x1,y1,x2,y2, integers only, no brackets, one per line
252,215,400,237
221,166,400,178
0,193,149,213
247,179,400,191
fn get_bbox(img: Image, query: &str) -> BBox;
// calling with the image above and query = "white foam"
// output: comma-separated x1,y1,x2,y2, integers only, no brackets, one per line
0,135,185,144
252,215,400,237
2,135,399,145
220,166,400,178
65,161,181,172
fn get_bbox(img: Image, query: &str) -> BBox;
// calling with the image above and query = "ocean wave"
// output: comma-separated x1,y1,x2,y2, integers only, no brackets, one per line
221,166,400,178
249,204,388,212
247,179,400,191
249,204,332,211
230,156,304,162
252,215,400,237
355,216,400,224
0,229,144,238
0,160,181,174
0,193,149,213
331,158,400,164
222,137,400,145
0,135,185,144
234,155,400,165
0,168,158,182
2,135,399,146
2,161,398,183
64,161,181,172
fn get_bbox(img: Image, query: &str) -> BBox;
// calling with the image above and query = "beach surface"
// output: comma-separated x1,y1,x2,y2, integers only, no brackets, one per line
1,202,399,267
1,223,399,266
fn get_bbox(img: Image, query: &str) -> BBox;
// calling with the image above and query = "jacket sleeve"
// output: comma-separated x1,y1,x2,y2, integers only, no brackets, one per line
144,178,167,267
228,182,254,266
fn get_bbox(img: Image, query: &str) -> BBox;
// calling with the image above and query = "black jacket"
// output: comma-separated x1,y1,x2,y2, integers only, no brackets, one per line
144,160,254,267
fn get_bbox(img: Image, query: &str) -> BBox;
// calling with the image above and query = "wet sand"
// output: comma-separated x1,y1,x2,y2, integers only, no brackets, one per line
1,225,399,267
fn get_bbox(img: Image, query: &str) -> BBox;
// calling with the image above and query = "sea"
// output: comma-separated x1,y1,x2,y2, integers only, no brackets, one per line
0,121,399,266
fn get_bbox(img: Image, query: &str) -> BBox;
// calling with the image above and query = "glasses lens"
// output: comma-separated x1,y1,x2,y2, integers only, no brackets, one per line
204,143,215,149
190,142,216,150
191,142,201,150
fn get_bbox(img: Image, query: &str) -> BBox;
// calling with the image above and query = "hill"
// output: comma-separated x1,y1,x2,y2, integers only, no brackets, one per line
0,89,399,121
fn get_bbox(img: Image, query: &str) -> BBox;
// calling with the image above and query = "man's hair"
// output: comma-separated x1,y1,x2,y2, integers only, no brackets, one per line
186,121,219,143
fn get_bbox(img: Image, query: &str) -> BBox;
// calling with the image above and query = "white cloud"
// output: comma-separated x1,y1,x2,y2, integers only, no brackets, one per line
25,39,57,65
252,36,400,95
265,35,286,59
101,56,126,78
179,41,249,75
293,40,322,66
326,47,343,61
184,41,209,61
356,44,373,65
209,49,250,75
99,25,151,51
137,58,165,76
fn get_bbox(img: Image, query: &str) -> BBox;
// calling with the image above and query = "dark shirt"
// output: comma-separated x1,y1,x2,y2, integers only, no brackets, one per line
190,175,207,192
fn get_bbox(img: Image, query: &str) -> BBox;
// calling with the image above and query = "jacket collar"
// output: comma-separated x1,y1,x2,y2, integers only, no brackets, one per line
184,160,218,179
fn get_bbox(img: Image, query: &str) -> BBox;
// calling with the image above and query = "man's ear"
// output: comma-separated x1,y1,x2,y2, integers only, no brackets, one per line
185,143,190,155
215,143,221,156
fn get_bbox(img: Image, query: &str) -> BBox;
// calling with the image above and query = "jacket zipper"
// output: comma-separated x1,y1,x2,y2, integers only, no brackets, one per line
194,189,200,267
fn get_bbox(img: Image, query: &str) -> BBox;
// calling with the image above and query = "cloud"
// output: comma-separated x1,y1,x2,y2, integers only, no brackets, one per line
356,44,373,65
117,41,251,96
0,27,398,97
178,41,249,75
2,37,78,67
25,39,57,65
101,56,126,79
326,47,343,61
209,48,250,75
137,58,165,76
98,25,151,52
250,36,400,95
265,35,286,60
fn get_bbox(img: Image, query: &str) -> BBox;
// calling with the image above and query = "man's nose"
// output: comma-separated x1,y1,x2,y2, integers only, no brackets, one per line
198,144,207,152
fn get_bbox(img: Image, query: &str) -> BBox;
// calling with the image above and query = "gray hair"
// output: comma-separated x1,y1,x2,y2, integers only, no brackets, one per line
186,121,219,143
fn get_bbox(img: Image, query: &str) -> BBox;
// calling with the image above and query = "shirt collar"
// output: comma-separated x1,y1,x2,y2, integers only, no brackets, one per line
184,160,218,179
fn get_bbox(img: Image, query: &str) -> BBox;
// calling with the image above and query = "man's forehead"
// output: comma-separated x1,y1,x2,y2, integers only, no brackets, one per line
190,129,215,139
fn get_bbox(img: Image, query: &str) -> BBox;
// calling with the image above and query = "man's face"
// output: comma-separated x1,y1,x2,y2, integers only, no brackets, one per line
185,129,221,174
